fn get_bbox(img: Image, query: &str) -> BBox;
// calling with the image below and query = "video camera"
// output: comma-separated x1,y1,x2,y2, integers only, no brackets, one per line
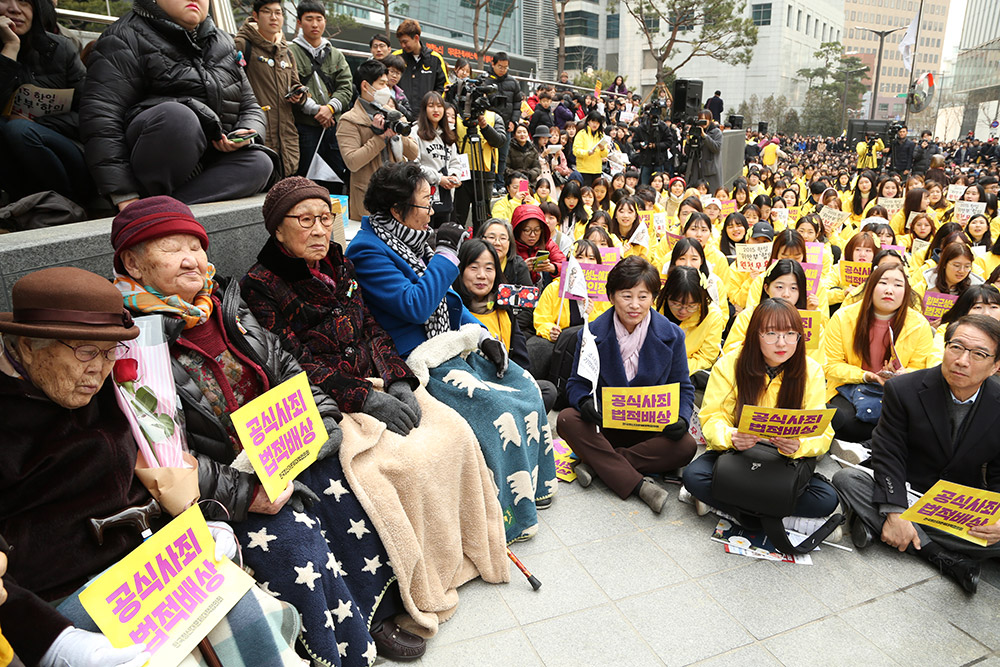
370,103,412,136
453,75,501,125
887,121,905,143
687,117,708,150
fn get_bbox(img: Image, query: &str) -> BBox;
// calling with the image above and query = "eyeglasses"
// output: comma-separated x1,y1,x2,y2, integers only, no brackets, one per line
944,341,995,363
58,340,130,363
668,300,701,314
257,7,282,16
759,331,801,344
408,203,434,214
285,213,334,229
521,227,542,236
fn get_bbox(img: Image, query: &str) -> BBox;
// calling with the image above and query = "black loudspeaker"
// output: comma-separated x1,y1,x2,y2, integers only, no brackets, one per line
671,79,703,123
847,119,890,147
758,121,768,134
728,114,744,129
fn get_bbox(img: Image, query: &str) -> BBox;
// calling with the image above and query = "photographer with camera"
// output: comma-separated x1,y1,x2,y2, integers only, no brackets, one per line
337,58,418,221
855,132,885,171
453,74,507,234
887,124,914,175
487,52,523,194
912,130,939,174
632,102,669,184
684,110,723,193
235,0,321,178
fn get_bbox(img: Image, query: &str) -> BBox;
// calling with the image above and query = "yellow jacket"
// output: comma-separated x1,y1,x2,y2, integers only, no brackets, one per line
573,128,609,174
491,195,523,221
889,207,938,237
743,273,829,318
533,279,611,340
821,301,936,399
674,304,726,373
856,138,885,170
725,266,760,310
456,110,500,170
699,352,833,458
974,251,1000,281
723,304,826,366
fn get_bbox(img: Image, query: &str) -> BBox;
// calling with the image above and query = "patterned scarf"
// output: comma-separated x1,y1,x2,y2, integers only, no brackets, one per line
114,264,217,329
367,211,451,339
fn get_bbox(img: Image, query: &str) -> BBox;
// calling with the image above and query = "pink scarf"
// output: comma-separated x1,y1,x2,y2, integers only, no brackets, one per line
613,311,651,382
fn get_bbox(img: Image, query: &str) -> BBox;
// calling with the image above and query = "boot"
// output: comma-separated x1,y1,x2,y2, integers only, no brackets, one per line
922,544,981,594
574,462,594,488
638,477,668,514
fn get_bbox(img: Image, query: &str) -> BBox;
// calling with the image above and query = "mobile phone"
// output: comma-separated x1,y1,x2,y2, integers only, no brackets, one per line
518,180,530,198
284,85,307,100
227,129,258,143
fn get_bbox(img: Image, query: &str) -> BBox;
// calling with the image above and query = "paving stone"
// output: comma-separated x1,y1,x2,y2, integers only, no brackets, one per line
496,547,608,625
778,540,899,611
692,643,782,666
570,531,687,600
762,616,897,666
431,578,518,647
416,628,543,666
539,483,638,546
906,576,1000,650
523,604,663,667
644,514,756,579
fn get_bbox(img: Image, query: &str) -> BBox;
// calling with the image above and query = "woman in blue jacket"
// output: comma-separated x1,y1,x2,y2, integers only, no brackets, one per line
556,256,697,513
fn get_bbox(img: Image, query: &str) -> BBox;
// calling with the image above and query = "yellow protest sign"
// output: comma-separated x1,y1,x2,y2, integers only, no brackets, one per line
602,383,679,431
551,438,577,482
840,260,871,287
232,372,328,501
719,199,737,217
901,480,1000,546
737,406,836,438
787,206,801,223
798,309,821,350
80,505,254,667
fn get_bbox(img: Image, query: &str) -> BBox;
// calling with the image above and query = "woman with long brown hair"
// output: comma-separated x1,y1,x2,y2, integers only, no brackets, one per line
890,187,931,237
822,264,935,442
914,241,982,301
682,299,837,522
415,91,463,227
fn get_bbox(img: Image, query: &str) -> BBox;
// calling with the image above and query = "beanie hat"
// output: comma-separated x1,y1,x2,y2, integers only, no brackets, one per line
111,196,208,274
262,176,331,235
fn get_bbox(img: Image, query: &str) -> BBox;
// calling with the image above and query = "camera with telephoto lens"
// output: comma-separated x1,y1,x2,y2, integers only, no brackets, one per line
454,75,500,125
887,121,904,143
371,103,412,136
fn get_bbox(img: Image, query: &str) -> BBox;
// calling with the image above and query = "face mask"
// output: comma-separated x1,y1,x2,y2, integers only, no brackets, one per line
371,86,392,107
449,122,457,131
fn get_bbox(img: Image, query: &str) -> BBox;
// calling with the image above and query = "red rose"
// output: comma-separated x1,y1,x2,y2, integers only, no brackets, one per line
113,358,139,384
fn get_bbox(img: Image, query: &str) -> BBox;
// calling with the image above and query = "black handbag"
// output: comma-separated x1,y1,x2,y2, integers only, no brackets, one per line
712,443,843,554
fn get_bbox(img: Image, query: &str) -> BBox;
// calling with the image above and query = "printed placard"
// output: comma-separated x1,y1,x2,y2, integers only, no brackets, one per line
840,260,872,287
819,206,850,234
601,383,680,431
563,261,612,302
799,309,821,350
900,479,1000,546
879,197,904,218
3,84,73,120
699,194,713,208
551,438,577,482
805,242,824,266
905,211,922,232
735,242,773,273
922,291,958,323
787,206,801,223
720,199,738,217
599,246,622,265
737,406,836,438
80,505,255,667
954,201,987,226
652,212,668,237
882,244,906,255
800,262,821,296
455,154,472,181
232,372,328,502
947,184,967,202
772,208,789,227
911,237,931,259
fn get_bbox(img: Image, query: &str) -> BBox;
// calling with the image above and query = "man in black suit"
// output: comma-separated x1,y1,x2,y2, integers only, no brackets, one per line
833,315,1000,594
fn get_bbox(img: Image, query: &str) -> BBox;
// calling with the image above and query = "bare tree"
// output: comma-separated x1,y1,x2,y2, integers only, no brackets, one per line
550,0,569,74
615,0,758,86
471,0,518,62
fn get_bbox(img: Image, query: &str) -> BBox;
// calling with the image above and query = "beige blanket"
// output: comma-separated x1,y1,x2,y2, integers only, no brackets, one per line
338,381,510,636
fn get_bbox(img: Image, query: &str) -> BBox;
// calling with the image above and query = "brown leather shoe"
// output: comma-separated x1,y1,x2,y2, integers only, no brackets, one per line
371,620,426,661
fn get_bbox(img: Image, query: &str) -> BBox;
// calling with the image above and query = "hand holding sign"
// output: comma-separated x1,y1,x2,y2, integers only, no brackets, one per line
900,480,1000,546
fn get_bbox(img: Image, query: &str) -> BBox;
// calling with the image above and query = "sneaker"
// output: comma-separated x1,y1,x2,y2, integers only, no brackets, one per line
677,486,695,505
830,439,871,466
574,462,594,488
677,487,712,516
638,477,669,513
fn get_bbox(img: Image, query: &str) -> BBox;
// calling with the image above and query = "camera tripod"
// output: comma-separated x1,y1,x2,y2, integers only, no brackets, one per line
459,117,495,234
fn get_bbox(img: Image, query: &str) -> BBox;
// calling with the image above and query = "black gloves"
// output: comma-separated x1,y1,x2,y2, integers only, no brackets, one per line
662,417,689,441
287,480,321,512
435,222,468,255
478,336,509,379
578,396,602,425
363,388,418,436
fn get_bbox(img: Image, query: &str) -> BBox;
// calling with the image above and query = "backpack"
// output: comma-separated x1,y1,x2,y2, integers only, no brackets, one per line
0,191,87,231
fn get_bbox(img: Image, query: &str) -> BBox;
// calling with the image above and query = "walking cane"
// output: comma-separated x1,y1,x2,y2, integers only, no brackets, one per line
507,548,541,590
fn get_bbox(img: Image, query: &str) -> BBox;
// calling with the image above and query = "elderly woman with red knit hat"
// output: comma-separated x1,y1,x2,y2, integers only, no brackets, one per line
109,196,425,664
0,268,298,667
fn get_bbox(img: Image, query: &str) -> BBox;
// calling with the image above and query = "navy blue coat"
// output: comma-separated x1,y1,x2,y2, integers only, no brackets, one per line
346,217,480,356
566,308,694,426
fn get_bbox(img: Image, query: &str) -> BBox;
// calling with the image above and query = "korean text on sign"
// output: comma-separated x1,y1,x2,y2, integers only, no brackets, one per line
601,383,679,431
734,243,773,274
800,262,821,296
80,505,254,667
922,291,958,323
901,480,1000,546
232,372,328,502
840,261,871,287
736,406,836,439
798,310,821,350
567,262,612,303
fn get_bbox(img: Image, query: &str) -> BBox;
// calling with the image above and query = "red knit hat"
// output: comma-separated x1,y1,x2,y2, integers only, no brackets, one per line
262,176,331,235
111,196,209,274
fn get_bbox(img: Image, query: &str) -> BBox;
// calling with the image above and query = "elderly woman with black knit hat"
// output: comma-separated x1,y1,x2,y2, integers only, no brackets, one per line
241,176,511,639
109,195,426,664
0,268,297,667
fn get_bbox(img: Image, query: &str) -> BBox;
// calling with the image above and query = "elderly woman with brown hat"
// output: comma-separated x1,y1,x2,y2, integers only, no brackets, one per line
0,268,300,667
109,196,426,665
240,176,511,640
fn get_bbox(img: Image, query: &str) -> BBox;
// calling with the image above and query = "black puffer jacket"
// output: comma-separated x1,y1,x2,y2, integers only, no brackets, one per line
80,0,266,197
0,32,85,140
144,279,342,523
